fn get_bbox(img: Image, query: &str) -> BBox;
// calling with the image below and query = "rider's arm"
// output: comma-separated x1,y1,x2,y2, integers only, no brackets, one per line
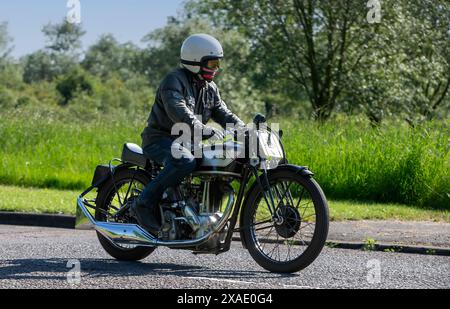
160,74,207,133
211,85,245,129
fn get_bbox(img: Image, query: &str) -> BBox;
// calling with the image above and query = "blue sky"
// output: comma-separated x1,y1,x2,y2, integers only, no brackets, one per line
0,0,185,58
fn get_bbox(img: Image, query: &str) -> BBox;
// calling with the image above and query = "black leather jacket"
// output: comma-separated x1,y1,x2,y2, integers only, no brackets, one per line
141,68,244,148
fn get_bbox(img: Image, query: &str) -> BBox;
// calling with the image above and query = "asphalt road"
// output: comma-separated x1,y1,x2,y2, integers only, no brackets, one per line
0,225,449,289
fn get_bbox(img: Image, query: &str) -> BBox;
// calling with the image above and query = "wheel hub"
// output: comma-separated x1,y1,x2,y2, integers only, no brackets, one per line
275,205,301,239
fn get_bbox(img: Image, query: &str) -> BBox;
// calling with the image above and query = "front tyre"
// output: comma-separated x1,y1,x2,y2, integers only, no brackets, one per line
242,168,329,273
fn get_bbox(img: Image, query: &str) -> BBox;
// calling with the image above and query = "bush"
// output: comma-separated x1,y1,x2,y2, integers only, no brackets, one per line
55,66,94,105
0,87,16,108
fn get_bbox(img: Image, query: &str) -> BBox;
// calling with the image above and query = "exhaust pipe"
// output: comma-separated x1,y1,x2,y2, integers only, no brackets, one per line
76,197,157,246
75,191,235,248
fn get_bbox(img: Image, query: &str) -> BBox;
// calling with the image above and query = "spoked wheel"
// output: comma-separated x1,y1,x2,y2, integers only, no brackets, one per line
95,168,157,261
242,167,329,273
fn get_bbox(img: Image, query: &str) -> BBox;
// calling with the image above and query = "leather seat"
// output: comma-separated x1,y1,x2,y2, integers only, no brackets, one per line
121,143,147,167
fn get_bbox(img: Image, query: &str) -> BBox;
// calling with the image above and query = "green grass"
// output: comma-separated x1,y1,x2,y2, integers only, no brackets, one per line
0,185,448,222
280,117,450,209
0,112,143,191
0,113,449,209
0,185,79,215
329,200,450,222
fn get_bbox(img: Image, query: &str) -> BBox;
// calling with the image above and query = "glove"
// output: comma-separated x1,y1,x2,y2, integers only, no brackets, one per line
203,126,224,142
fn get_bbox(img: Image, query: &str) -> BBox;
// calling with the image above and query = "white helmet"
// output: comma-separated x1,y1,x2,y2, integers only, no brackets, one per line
180,34,224,75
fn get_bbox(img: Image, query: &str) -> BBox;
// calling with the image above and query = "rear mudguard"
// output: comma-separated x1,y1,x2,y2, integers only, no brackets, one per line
91,163,152,190
239,164,314,249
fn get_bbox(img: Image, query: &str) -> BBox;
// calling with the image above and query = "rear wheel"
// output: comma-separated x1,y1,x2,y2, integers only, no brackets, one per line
242,168,329,273
95,168,156,261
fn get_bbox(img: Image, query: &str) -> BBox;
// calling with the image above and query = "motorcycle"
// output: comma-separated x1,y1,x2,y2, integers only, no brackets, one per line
76,114,329,273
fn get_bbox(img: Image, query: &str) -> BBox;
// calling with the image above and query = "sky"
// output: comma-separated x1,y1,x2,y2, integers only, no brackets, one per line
0,0,185,58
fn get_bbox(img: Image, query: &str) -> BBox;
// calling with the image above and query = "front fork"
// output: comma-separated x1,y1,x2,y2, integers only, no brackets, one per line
250,161,281,222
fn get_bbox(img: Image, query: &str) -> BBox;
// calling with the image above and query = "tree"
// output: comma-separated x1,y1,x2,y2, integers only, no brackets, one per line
42,20,85,56
190,0,450,122
82,34,142,80
23,20,86,83
0,22,13,68
340,0,450,123
192,0,375,121
402,1,450,121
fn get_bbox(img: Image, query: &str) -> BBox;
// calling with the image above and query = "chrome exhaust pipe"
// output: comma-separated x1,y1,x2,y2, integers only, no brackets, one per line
75,191,235,248
76,197,158,246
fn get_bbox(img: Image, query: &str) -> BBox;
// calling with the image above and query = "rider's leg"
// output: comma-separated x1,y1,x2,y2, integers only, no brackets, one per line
133,138,197,233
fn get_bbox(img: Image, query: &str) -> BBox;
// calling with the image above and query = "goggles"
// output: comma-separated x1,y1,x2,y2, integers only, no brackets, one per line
205,59,221,71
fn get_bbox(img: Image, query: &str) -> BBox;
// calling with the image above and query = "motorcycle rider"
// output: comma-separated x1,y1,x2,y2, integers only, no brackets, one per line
133,34,245,234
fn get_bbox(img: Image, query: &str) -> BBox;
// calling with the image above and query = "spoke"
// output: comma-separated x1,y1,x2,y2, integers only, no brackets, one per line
300,201,314,218
267,238,279,259
260,225,274,253
295,188,306,210
253,224,276,232
293,231,308,247
123,180,135,203
281,181,296,207
252,219,273,227
302,213,316,220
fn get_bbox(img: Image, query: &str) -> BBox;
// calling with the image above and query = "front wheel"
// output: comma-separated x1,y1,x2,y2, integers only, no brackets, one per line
242,168,329,273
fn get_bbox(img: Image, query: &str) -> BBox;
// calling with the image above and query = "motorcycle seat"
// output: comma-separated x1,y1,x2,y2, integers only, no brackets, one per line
121,143,147,168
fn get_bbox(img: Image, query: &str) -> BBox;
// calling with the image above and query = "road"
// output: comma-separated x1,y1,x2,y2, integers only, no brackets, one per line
0,225,448,289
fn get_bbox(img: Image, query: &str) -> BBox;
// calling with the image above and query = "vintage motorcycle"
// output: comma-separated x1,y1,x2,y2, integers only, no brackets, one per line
76,115,329,273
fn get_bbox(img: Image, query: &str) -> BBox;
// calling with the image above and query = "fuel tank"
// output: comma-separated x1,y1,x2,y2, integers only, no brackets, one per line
195,141,245,175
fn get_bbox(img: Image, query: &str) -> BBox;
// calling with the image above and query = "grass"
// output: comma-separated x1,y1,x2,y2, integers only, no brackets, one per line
0,112,448,209
280,117,450,209
329,200,450,222
0,185,448,222
0,185,79,215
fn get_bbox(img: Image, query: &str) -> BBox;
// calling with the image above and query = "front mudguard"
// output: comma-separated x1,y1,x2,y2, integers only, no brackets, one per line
239,164,314,249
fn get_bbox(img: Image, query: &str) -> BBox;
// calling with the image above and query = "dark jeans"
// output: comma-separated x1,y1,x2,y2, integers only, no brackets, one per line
139,138,197,209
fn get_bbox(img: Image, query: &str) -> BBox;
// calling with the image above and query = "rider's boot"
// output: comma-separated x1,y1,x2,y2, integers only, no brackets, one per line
131,200,161,235
131,184,164,235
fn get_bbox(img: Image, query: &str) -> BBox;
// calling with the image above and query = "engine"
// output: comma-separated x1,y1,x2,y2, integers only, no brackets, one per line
159,178,234,242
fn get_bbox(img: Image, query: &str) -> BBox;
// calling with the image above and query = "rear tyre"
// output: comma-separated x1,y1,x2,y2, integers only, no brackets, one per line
95,168,156,261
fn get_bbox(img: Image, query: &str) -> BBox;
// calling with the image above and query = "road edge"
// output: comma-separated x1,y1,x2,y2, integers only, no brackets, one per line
1,212,449,257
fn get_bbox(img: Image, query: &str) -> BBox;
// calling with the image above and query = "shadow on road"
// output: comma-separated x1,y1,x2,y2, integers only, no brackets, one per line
0,258,296,282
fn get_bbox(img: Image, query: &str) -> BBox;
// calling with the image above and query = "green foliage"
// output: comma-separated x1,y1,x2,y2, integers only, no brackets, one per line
0,87,16,108
0,111,448,210
190,0,450,122
363,238,377,251
42,20,85,55
0,22,12,67
281,117,450,209
55,66,94,105
82,34,142,80
22,20,86,84
0,1,449,215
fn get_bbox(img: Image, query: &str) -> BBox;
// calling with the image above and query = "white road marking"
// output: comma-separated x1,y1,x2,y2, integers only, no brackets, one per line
183,276,319,289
